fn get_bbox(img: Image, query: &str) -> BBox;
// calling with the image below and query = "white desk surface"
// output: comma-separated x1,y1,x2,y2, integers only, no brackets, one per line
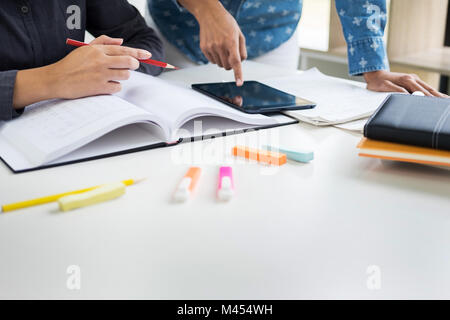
1,62,449,299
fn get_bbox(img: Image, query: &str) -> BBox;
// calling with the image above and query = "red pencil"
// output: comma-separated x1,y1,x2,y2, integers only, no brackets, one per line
66,38,179,70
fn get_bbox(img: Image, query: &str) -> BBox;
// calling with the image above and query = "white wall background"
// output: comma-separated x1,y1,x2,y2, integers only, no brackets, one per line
128,0,147,15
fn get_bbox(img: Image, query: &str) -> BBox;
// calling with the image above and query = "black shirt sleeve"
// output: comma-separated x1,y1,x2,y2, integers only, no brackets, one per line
0,70,24,121
86,0,165,76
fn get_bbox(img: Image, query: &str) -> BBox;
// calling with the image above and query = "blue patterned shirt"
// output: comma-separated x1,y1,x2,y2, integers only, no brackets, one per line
148,0,389,75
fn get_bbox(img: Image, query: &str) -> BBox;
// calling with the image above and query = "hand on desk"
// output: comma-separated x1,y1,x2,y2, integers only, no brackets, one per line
364,70,449,98
13,35,152,109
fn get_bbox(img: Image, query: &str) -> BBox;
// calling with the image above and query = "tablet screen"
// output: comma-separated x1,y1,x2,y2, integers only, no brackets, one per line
192,81,315,113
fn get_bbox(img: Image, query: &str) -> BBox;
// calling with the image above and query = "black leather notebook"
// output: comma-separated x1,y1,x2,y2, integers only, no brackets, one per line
364,94,450,151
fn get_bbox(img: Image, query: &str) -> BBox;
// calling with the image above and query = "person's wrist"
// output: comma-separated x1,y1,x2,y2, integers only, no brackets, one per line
13,66,57,109
41,63,63,100
180,0,224,22
363,70,385,82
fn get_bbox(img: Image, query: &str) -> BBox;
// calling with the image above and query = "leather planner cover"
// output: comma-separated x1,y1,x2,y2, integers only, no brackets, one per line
364,94,450,151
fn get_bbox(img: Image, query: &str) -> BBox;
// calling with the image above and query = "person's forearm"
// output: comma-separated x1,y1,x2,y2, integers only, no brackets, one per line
177,0,223,20
13,66,56,109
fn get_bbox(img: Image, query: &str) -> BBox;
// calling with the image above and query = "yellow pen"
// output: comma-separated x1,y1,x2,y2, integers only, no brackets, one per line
1,178,145,213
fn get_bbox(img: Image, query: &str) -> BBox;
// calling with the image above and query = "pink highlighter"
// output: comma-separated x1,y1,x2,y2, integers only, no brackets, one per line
217,167,234,201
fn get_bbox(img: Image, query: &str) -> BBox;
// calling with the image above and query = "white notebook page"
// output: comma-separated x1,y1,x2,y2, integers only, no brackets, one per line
117,71,275,137
0,95,155,166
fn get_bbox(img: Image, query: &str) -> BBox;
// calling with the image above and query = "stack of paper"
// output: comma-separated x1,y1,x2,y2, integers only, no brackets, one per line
262,68,391,132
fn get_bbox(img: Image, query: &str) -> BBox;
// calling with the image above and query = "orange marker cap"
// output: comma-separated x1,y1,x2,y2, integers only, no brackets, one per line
184,167,202,191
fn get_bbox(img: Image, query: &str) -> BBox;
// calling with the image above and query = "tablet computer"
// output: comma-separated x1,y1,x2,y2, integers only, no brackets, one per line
192,81,316,114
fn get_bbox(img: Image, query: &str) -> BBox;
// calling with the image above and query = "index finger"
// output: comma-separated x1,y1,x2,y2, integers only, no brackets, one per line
90,35,123,46
417,79,449,98
230,49,243,86
97,45,151,60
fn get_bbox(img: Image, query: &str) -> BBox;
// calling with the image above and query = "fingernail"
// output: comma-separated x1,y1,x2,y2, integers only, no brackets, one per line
139,50,152,59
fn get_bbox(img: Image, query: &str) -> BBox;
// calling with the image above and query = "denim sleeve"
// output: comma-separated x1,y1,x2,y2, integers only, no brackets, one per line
170,0,185,11
335,0,389,76
0,70,23,121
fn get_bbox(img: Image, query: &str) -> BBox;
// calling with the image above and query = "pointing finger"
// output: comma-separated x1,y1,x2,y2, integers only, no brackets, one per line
230,46,243,86
239,33,248,61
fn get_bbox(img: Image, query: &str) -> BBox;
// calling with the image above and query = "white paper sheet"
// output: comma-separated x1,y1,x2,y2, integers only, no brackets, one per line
334,118,369,133
261,68,390,125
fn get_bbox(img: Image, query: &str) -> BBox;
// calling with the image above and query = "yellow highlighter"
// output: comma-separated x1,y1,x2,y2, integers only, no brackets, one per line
58,182,126,212
1,178,145,213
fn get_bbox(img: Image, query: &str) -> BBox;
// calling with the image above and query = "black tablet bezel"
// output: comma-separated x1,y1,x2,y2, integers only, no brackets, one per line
192,81,316,114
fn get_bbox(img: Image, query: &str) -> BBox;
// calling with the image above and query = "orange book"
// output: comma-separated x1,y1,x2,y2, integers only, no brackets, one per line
357,138,450,167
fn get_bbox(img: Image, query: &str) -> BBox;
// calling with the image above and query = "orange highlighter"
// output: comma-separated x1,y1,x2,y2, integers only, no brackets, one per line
173,167,201,202
232,146,287,166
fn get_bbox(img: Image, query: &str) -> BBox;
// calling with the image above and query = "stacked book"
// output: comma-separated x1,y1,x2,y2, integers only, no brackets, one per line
358,94,450,168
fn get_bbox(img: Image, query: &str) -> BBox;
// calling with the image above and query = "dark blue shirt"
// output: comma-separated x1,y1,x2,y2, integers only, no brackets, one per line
0,0,164,121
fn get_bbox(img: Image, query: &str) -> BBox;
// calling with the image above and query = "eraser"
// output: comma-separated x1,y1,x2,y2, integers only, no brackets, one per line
232,146,287,166
58,182,126,212
262,145,314,163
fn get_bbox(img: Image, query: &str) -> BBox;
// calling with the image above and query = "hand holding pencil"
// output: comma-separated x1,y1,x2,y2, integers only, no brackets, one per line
67,37,179,70
13,34,180,110
35,35,178,101
48,37,144,99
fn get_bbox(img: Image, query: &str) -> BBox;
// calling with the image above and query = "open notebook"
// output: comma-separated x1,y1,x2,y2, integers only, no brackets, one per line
0,71,295,173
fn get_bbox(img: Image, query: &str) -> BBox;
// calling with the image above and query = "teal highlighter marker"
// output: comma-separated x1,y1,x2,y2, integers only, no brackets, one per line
262,145,314,163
